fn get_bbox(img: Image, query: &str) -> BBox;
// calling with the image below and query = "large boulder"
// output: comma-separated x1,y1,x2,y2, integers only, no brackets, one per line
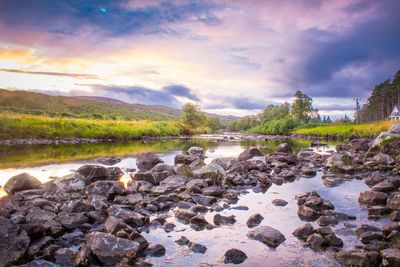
174,154,198,165
238,148,263,161
86,180,125,199
358,190,388,206
150,163,174,184
87,232,140,265
349,139,371,152
247,226,286,248
193,163,226,184
325,153,355,173
371,153,395,166
77,165,111,184
336,250,381,267
3,173,41,194
223,248,248,264
136,152,163,171
211,157,239,170
0,216,30,266
381,248,400,267
387,192,400,210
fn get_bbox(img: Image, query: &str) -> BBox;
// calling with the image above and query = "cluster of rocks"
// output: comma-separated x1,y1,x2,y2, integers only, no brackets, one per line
0,144,299,266
293,223,343,250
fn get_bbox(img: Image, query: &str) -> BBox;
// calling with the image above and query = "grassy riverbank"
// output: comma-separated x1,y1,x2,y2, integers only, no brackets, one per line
0,113,190,140
292,120,394,138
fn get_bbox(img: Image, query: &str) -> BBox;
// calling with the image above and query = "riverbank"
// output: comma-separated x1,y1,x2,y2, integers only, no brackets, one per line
292,120,394,138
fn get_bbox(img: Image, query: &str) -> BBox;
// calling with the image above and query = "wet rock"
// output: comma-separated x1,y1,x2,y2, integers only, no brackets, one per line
150,163,174,184
349,138,371,152
136,152,164,171
61,200,94,213
336,250,381,267
0,216,30,266
368,206,391,218
223,248,248,264
275,143,292,154
358,190,388,206
55,247,75,266
246,213,264,228
202,186,223,197
77,165,111,184
105,216,132,235
214,214,236,226
193,164,226,184
371,153,395,166
306,233,326,250
189,242,207,253
58,212,89,230
371,181,395,192
238,147,263,161
292,223,315,240
97,157,121,166
174,209,196,223
4,173,41,194
359,231,383,244
87,232,140,265
175,236,190,246
391,210,400,221
247,226,286,248
18,260,59,267
211,157,239,170
86,180,124,199
256,172,272,187
324,234,343,247
381,248,400,266
174,153,199,165
187,146,204,156
186,179,208,189
301,166,317,176
387,192,400,210
325,153,355,174
272,199,288,206
107,207,147,227
190,215,210,230
297,206,320,221
133,171,157,185
142,244,166,257
316,215,337,227
160,175,188,188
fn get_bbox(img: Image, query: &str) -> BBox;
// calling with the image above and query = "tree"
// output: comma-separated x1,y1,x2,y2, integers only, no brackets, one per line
291,90,317,123
258,103,290,123
206,116,222,131
182,103,206,134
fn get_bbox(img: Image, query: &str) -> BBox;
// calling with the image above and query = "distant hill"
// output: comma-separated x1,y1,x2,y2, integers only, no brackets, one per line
0,89,239,123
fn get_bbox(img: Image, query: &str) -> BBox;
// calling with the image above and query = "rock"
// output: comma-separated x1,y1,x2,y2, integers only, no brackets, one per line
372,181,395,192
238,148,263,161
159,175,188,189
359,231,383,244
27,235,54,258
97,157,121,166
114,193,143,206
381,248,400,266
74,245,92,267
272,199,288,206
58,213,89,230
18,260,59,267
336,250,381,267
202,186,223,197
213,214,236,225
77,165,111,184
3,173,41,194
105,216,131,235
325,153,355,173
174,209,196,223
371,153,395,166
292,223,315,240
62,200,94,213
297,206,320,221
0,216,30,266
246,213,264,228
391,210,400,221
107,207,146,227
256,172,272,187
306,233,326,250
175,236,190,246
187,146,204,156
190,215,209,231
186,179,208,189
211,157,239,170
136,152,164,171
324,234,343,247
301,166,317,176
247,226,286,248
189,242,207,253
26,207,56,224
316,215,337,227
174,154,199,165
387,192,400,210
133,171,157,185
150,163,174,184
142,244,166,257
349,138,371,151
358,190,388,206
193,164,226,184
55,247,75,266
223,248,248,264
87,232,140,265
275,143,292,154
86,180,124,199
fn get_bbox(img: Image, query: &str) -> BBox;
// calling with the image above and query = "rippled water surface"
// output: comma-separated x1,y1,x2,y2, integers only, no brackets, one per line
0,137,386,266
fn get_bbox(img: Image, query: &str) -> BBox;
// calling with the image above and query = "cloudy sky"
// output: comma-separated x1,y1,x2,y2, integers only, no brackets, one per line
0,0,399,117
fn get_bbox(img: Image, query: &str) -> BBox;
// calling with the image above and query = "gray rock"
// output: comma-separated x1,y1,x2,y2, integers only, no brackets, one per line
381,248,400,266
142,244,166,257
247,226,286,248
358,190,388,206
336,250,381,267
272,199,288,206
275,143,292,154
77,165,111,184
4,173,41,194
174,154,199,165
306,233,325,250
292,223,315,240
58,212,89,230
211,157,239,170
0,216,30,266
97,157,121,166
214,214,236,226
87,232,140,265
150,163,174,184
187,146,204,156
316,215,337,227
136,152,164,171
238,148,263,161
193,164,226,184
55,247,75,266
387,192,400,210
189,242,207,253
86,180,124,199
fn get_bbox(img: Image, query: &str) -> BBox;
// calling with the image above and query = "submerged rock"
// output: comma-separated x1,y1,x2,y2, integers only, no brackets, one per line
214,214,236,226
247,226,286,248
272,199,288,206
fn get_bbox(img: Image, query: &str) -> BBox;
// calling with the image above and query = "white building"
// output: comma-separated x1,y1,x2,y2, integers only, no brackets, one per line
389,104,400,121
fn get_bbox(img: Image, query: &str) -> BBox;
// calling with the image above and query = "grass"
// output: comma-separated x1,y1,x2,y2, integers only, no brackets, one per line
293,120,394,138
0,113,184,140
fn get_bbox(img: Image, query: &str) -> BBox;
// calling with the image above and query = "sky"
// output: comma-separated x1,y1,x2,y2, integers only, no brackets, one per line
0,0,399,117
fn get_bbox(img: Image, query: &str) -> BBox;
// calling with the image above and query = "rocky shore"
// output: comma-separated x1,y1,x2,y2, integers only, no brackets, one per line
0,137,399,266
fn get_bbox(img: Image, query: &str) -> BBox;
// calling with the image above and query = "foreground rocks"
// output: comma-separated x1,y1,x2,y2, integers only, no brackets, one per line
247,226,286,248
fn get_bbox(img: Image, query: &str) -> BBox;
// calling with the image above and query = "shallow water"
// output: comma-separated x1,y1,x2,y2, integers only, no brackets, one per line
0,137,387,266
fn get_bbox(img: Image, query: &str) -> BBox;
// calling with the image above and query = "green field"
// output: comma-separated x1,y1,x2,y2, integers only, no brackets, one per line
293,120,394,138
0,113,186,140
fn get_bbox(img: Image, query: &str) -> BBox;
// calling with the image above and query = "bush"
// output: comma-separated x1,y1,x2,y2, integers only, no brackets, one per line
250,116,300,135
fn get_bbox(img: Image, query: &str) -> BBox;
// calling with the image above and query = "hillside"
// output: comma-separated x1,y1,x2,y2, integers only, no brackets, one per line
0,89,238,122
